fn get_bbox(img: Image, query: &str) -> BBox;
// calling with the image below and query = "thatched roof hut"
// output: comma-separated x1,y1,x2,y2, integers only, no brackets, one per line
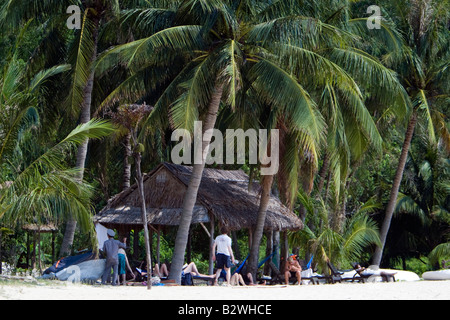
95,162,302,232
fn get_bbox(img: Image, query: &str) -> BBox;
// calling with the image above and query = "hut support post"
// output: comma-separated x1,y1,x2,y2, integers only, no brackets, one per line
208,216,215,275
26,232,30,269
37,228,42,273
272,231,280,268
156,227,161,266
31,231,37,270
51,231,56,263
133,229,139,261
0,229,2,274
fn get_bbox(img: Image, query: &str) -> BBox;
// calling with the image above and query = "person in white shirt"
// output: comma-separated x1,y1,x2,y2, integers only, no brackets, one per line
212,226,235,285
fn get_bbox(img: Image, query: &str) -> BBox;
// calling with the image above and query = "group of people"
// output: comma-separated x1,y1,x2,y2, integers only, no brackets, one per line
100,226,302,286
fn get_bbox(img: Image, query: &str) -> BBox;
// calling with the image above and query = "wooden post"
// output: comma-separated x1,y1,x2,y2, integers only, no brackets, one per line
0,229,2,274
37,227,42,273
26,232,30,269
133,229,139,261
156,226,161,266
272,231,280,268
208,215,215,275
31,231,37,270
51,231,56,263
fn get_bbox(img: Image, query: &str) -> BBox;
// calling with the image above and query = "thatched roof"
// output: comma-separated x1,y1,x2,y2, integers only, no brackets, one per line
22,223,58,232
95,162,302,231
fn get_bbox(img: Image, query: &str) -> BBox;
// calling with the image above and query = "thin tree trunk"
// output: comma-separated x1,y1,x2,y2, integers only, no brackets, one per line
122,132,132,190
59,20,99,258
316,152,330,197
0,230,2,274
169,83,224,284
134,150,152,290
247,173,274,280
372,111,418,266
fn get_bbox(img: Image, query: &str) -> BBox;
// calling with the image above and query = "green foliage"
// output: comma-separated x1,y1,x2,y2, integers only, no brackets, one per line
0,0,448,273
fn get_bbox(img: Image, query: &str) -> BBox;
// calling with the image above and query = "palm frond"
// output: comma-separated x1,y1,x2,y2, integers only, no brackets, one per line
0,119,115,230
331,47,409,116
95,25,204,75
429,242,450,266
248,58,325,145
29,64,71,93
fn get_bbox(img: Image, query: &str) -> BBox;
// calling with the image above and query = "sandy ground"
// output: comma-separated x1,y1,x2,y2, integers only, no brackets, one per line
1,280,449,300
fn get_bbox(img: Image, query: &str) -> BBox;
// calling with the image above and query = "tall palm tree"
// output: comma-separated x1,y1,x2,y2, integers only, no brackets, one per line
97,0,409,282
368,0,450,266
96,0,329,282
246,0,407,274
0,0,150,256
0,31,115,242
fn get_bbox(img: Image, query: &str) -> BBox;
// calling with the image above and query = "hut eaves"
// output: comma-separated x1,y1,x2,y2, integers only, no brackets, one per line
95,163,302,232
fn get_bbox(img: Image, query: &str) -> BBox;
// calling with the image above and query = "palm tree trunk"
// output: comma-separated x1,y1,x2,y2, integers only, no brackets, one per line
316,152,330,197
169,83,224,284
59,20,99,258
247,173,274,280
372,111,418,266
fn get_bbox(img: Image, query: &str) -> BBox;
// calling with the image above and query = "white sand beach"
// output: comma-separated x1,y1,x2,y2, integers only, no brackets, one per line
1,280,449,300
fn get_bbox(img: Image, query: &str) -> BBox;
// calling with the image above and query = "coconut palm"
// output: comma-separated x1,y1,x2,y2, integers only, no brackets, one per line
0,34,115,244
358,0,450,266
96,0,410,282
0,0,157,256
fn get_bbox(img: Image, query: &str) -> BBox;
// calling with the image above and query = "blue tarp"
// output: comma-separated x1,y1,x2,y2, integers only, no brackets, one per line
43,251,97,275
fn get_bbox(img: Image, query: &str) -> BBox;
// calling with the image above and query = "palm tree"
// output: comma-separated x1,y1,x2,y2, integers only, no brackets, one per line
96,0,331,282
97,0,410,282
0,0,153,256
245,0,408,275
367,0,450,266
0,40,115,240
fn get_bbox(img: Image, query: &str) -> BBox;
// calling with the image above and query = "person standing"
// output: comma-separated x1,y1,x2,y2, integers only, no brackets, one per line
212,226,235,285
118,247,135,285
101,229,127,286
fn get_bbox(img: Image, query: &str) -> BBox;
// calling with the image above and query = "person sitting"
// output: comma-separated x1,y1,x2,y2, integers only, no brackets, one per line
230,271,255,286
154,262,169,278
284,254,302,285
182,262,215,279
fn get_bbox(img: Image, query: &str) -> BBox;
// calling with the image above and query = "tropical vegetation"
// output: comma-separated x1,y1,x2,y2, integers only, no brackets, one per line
0,0,448,282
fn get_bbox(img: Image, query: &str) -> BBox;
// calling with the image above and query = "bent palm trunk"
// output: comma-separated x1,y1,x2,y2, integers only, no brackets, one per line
169,83,224,284
372,111,418,266
247,173,274,280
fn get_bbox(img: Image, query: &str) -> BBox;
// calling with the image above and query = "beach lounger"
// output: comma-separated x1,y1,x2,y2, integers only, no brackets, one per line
352,263,396,283
325,262,359,283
